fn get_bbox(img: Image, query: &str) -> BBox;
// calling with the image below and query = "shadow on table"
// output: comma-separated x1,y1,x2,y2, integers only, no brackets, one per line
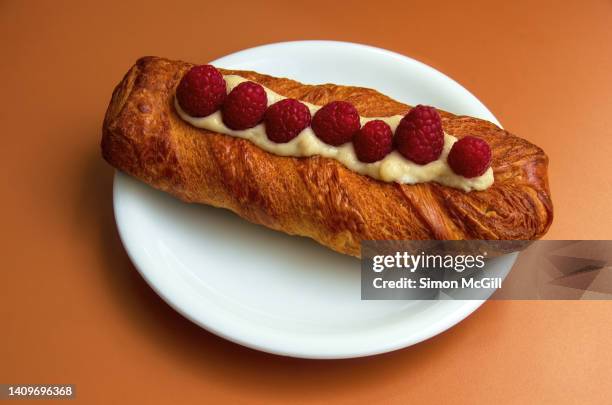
79,146,495,401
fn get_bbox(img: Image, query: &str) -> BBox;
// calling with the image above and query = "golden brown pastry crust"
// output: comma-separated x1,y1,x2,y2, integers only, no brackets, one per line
101,56,553,257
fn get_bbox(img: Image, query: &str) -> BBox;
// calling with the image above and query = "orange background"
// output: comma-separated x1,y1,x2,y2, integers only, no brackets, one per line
2,1,612,404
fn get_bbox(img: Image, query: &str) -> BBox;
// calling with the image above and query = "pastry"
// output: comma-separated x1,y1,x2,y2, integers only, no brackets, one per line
101,56,553,257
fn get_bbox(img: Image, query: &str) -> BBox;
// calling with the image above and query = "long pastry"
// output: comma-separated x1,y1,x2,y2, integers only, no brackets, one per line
102,57,553,257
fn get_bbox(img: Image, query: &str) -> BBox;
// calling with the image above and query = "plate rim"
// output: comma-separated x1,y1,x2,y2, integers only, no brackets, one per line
113,40,503,359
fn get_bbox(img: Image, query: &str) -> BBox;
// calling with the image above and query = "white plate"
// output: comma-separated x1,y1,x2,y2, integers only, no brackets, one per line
113,41,510,359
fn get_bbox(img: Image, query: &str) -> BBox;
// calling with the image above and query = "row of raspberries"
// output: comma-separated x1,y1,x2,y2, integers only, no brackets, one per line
177,65,491,178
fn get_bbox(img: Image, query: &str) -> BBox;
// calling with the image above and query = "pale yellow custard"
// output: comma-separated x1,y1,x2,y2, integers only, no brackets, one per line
175,75,494,192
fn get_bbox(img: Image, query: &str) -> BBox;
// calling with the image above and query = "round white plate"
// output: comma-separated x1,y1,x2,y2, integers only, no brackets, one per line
114,41,509,359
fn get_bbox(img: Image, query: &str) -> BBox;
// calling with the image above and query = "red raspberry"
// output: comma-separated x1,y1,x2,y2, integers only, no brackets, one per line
176,65,226,117
447,136,492,178
264,99,311,143
353,120,393,163
312,101,361,146
222,81,268,130
394,105,444,165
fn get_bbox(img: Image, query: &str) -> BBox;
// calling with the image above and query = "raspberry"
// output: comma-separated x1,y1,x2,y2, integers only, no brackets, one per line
312,101,361,146
176,65,226,117
353,120,393,163
264,99,311,143
394,105,444,165
222,81,268,130
447,136,492,178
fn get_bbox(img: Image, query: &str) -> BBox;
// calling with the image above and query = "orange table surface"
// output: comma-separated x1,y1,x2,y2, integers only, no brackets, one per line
1,1,611,404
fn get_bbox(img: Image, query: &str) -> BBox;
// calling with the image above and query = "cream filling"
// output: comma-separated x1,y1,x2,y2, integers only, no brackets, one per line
175,75,494,192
